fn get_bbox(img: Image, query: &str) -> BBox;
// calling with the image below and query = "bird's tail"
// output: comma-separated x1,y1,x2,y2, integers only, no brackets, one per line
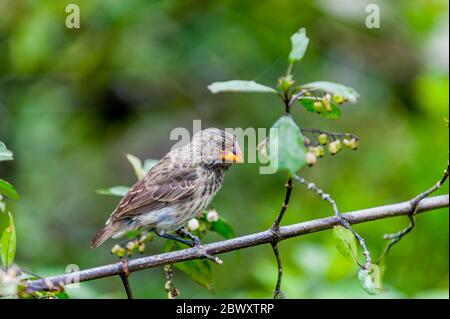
90,223,118,248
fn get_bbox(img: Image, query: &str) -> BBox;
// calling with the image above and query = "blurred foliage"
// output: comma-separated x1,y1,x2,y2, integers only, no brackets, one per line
0,0,448,298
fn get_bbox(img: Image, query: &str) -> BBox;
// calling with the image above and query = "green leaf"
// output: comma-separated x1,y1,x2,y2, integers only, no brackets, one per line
96,186,129,197
126,153,145,180
299,99,341,119
0,142,13,162
210,218,235,239
175,259,214,291
208,80,277,94
300,81,359,103
333,226,358,264
269,115,306,175
0,210,8,234
289,28,309,63
166,241,214,291
142,159,158,174
0,197,5,213
55,292,70,299
1,212,16,267
358,267,380,295
0,179,19,200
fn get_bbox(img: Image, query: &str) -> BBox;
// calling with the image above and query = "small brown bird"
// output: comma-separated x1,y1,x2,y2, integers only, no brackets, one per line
91,128,242,249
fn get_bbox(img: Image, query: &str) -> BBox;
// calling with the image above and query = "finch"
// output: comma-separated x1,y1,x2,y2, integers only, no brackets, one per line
91,128,243,248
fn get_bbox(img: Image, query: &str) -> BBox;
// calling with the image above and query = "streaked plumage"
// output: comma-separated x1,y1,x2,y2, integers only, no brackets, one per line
91,128,242,248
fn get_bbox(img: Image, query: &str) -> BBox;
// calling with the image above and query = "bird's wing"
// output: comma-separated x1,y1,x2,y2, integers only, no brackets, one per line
109,159,200,221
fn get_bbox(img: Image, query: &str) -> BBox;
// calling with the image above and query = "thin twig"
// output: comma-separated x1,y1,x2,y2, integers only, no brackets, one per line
271,244,284,299
288,89,308,108
294,175,371,269
24,195,448,293
378,162,449,263
119,259,133,299
270,178,293,298
271,179,294,231
300,128,359,147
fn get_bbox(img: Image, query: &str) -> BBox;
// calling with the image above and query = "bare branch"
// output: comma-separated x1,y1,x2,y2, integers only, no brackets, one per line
119,259,133,299
270,178,294,298
294,175,371,269
25,195,448,293
378,162,449,262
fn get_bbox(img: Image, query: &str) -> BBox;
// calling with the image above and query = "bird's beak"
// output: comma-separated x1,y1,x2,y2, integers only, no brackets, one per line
221,151,244,163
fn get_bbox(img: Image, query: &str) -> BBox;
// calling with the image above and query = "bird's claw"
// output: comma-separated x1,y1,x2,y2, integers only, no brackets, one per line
175,228,223,265
192,237,202,246
193,243,223,265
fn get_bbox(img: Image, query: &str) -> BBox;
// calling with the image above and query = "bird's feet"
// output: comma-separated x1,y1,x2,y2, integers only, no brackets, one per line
177,228,223,265
157,230,223,265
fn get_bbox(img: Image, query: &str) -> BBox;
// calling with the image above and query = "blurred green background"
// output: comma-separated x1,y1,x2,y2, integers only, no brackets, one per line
0,0,448,298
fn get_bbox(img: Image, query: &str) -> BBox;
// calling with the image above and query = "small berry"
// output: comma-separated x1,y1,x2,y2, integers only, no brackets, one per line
333,95,345,104
138,242,146,253
318,134,328,145
334,139,342,151
116,247,126,258
315,146,325,158
111,244,122,255
187,218,200,231
126,240,138,251
350,138,359,150
313,101,324,113
328,141,341,155
206,209,219,222
306,151,317,166
343,139,351,147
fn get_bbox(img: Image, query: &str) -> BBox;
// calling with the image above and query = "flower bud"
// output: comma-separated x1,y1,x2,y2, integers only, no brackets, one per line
206,209,219,222
164,281,171,291
187,218,200,231
324,93,332,112
318,134,328,145
278,75,294,91
313,101,324,113
138,242,146,254
306,151,317,166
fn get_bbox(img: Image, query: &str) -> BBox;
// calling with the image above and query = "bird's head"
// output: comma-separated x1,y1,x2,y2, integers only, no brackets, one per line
190,128,243,167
